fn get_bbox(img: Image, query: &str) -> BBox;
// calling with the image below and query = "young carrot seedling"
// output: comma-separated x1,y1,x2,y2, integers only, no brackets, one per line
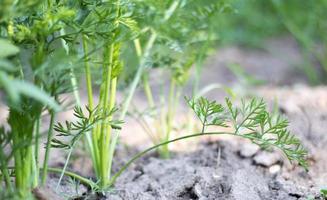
127,0,233,158
0,1,81,198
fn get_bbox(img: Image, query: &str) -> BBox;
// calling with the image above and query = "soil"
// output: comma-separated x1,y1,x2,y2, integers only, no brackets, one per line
102,141,320,200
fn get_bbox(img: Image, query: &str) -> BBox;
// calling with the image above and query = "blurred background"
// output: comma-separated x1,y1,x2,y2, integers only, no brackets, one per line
213,0,327,86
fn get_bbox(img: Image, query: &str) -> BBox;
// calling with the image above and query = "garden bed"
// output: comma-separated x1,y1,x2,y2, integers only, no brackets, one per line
36,85,326,200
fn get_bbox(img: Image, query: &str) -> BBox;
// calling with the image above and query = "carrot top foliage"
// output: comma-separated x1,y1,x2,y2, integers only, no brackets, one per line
187,97,308,169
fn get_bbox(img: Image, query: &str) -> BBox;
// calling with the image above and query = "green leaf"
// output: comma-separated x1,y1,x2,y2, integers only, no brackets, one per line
0,72,60,111
186,96,227,132
0,59,16,72
16,80,61,111
0,71,20,102
320,189,327,198
0,39,19,58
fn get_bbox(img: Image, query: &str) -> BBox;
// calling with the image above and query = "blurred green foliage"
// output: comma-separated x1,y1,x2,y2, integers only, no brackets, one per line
218,0,327,84
218,0,285,47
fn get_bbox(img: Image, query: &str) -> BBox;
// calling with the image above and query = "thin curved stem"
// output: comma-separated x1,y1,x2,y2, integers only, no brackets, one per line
41,111,56,185
82,35,94,109
7,166,97,189
108,130,297,187
119,31,157,121
47,168,97,189
161,78,176,158
108,131,228,186
56,147,73,190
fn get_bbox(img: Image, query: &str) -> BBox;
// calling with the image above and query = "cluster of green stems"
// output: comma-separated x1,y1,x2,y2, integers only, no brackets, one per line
82,39,118,188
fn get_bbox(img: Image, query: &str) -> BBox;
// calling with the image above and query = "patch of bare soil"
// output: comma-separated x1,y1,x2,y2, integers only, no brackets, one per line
102,141,319,200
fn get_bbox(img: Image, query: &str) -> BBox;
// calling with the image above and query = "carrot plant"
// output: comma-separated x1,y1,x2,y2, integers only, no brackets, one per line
126,0,232,158
0,0,82,198
48,0,140,191
47,0,231,191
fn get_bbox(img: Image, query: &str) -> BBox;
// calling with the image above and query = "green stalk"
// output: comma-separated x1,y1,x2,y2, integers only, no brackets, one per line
10,112,32,198
105,77,117,181
56,147,73,189
106,33,157,183
120,32,157,121
94,0,120,182
0,168,12,190
8,166,97,189
48,168,97,189
108,131,230,186
92,125,100,178
142,73,155,108
0,150,12,190
82,35,98,177
32,117,40,187
13,130,30,197
56,119,100,188
82,35,94,109
163,0,180,21
107,1,180,163
34,118,40,174
134,39,155,108
133,39,142,56
106,0,180,188
13,149,22,194
98,44,114,187
41,110,56,185
24,142,33,190
31,150,38,188
161,78,176,158
109,128,294,187
118,0,181,158
60,29,81,106
69,69,81,105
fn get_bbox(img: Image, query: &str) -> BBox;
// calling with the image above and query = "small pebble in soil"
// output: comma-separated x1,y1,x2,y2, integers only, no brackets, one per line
194,183,203,197
253,151,281,167
269,164,281,174
238,142,260,158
